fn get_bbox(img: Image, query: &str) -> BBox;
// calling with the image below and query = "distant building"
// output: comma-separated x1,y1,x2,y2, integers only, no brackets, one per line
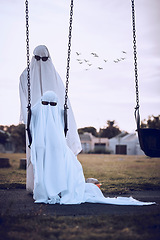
79,132,109,153
109,131,144,155
0,130,15,153
0,141,15,153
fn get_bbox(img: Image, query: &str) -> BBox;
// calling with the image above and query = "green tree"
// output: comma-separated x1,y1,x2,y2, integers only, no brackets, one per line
99,120,121,139
78,126,98,137
141,115,160,129
6,124,26,152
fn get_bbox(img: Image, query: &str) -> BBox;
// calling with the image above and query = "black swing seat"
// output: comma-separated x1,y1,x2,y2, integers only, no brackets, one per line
135,109,160,158
137,128,160,158
131,0,160,158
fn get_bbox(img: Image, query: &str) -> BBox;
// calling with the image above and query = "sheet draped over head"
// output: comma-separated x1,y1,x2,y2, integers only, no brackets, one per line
19,45,82,155
30,91,155,206
19,45,82,192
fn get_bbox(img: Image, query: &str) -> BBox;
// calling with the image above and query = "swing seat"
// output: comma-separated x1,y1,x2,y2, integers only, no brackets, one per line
131,0,160,158
137,128,160,158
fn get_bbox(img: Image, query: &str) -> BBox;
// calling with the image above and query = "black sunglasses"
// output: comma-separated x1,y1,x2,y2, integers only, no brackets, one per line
42,101,57,106
34,55,49,61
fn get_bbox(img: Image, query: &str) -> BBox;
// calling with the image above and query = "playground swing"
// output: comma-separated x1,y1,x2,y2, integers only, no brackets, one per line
25,0,74,147
131,0,160,158
25,0,160,158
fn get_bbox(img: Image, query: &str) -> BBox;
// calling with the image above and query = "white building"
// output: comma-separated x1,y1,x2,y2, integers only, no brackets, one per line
109,131,144,155
79,132,109,153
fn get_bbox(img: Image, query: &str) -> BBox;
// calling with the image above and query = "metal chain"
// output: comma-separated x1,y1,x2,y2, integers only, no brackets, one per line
25,0,31,109
131,0,139,111
64,0,74,110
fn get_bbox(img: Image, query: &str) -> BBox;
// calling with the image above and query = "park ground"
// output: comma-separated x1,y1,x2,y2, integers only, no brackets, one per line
0,153,160,240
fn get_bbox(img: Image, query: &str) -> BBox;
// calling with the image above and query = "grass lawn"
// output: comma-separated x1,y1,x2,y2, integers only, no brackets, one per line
0,153,26,189
78,154,160,194
1,213,160,240
0,153,159,193
0,153,160,240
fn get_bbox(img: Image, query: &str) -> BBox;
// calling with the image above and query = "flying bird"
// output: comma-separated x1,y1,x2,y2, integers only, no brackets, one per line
76,59,82,61
104,59,108,62
76,52,81,55
98,67,103,70
79,62,83,64
91,52,99,57
122,51,127,54
121,57,125,60
84,59,89,62
88,63,92,66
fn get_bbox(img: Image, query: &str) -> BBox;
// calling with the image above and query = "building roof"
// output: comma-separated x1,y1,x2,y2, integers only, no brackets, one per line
79,133,92,142
109,131,128,140
0,130,5,134
109,132,138,143
122,133,137,141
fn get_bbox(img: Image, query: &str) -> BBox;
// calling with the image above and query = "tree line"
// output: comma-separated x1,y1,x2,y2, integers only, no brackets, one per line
78,120,121,138
78,115,160,138
0,115,159,152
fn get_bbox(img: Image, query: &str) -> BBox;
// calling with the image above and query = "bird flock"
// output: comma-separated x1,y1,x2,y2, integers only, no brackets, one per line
75,51,127,71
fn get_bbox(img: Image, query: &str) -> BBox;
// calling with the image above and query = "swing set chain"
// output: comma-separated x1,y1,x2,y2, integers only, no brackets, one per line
131,0,139,111
25,0,31,110
64,0,74,110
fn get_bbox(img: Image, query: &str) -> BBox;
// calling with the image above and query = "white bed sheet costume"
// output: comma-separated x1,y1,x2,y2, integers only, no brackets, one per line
19,45,82,192
30,91,155,206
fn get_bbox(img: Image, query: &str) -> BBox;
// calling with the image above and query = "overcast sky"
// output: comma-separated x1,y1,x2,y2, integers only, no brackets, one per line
0,0,160,132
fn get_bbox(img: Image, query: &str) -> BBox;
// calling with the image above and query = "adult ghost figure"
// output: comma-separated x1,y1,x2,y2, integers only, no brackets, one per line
19,45,82,192
30,91,155,206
